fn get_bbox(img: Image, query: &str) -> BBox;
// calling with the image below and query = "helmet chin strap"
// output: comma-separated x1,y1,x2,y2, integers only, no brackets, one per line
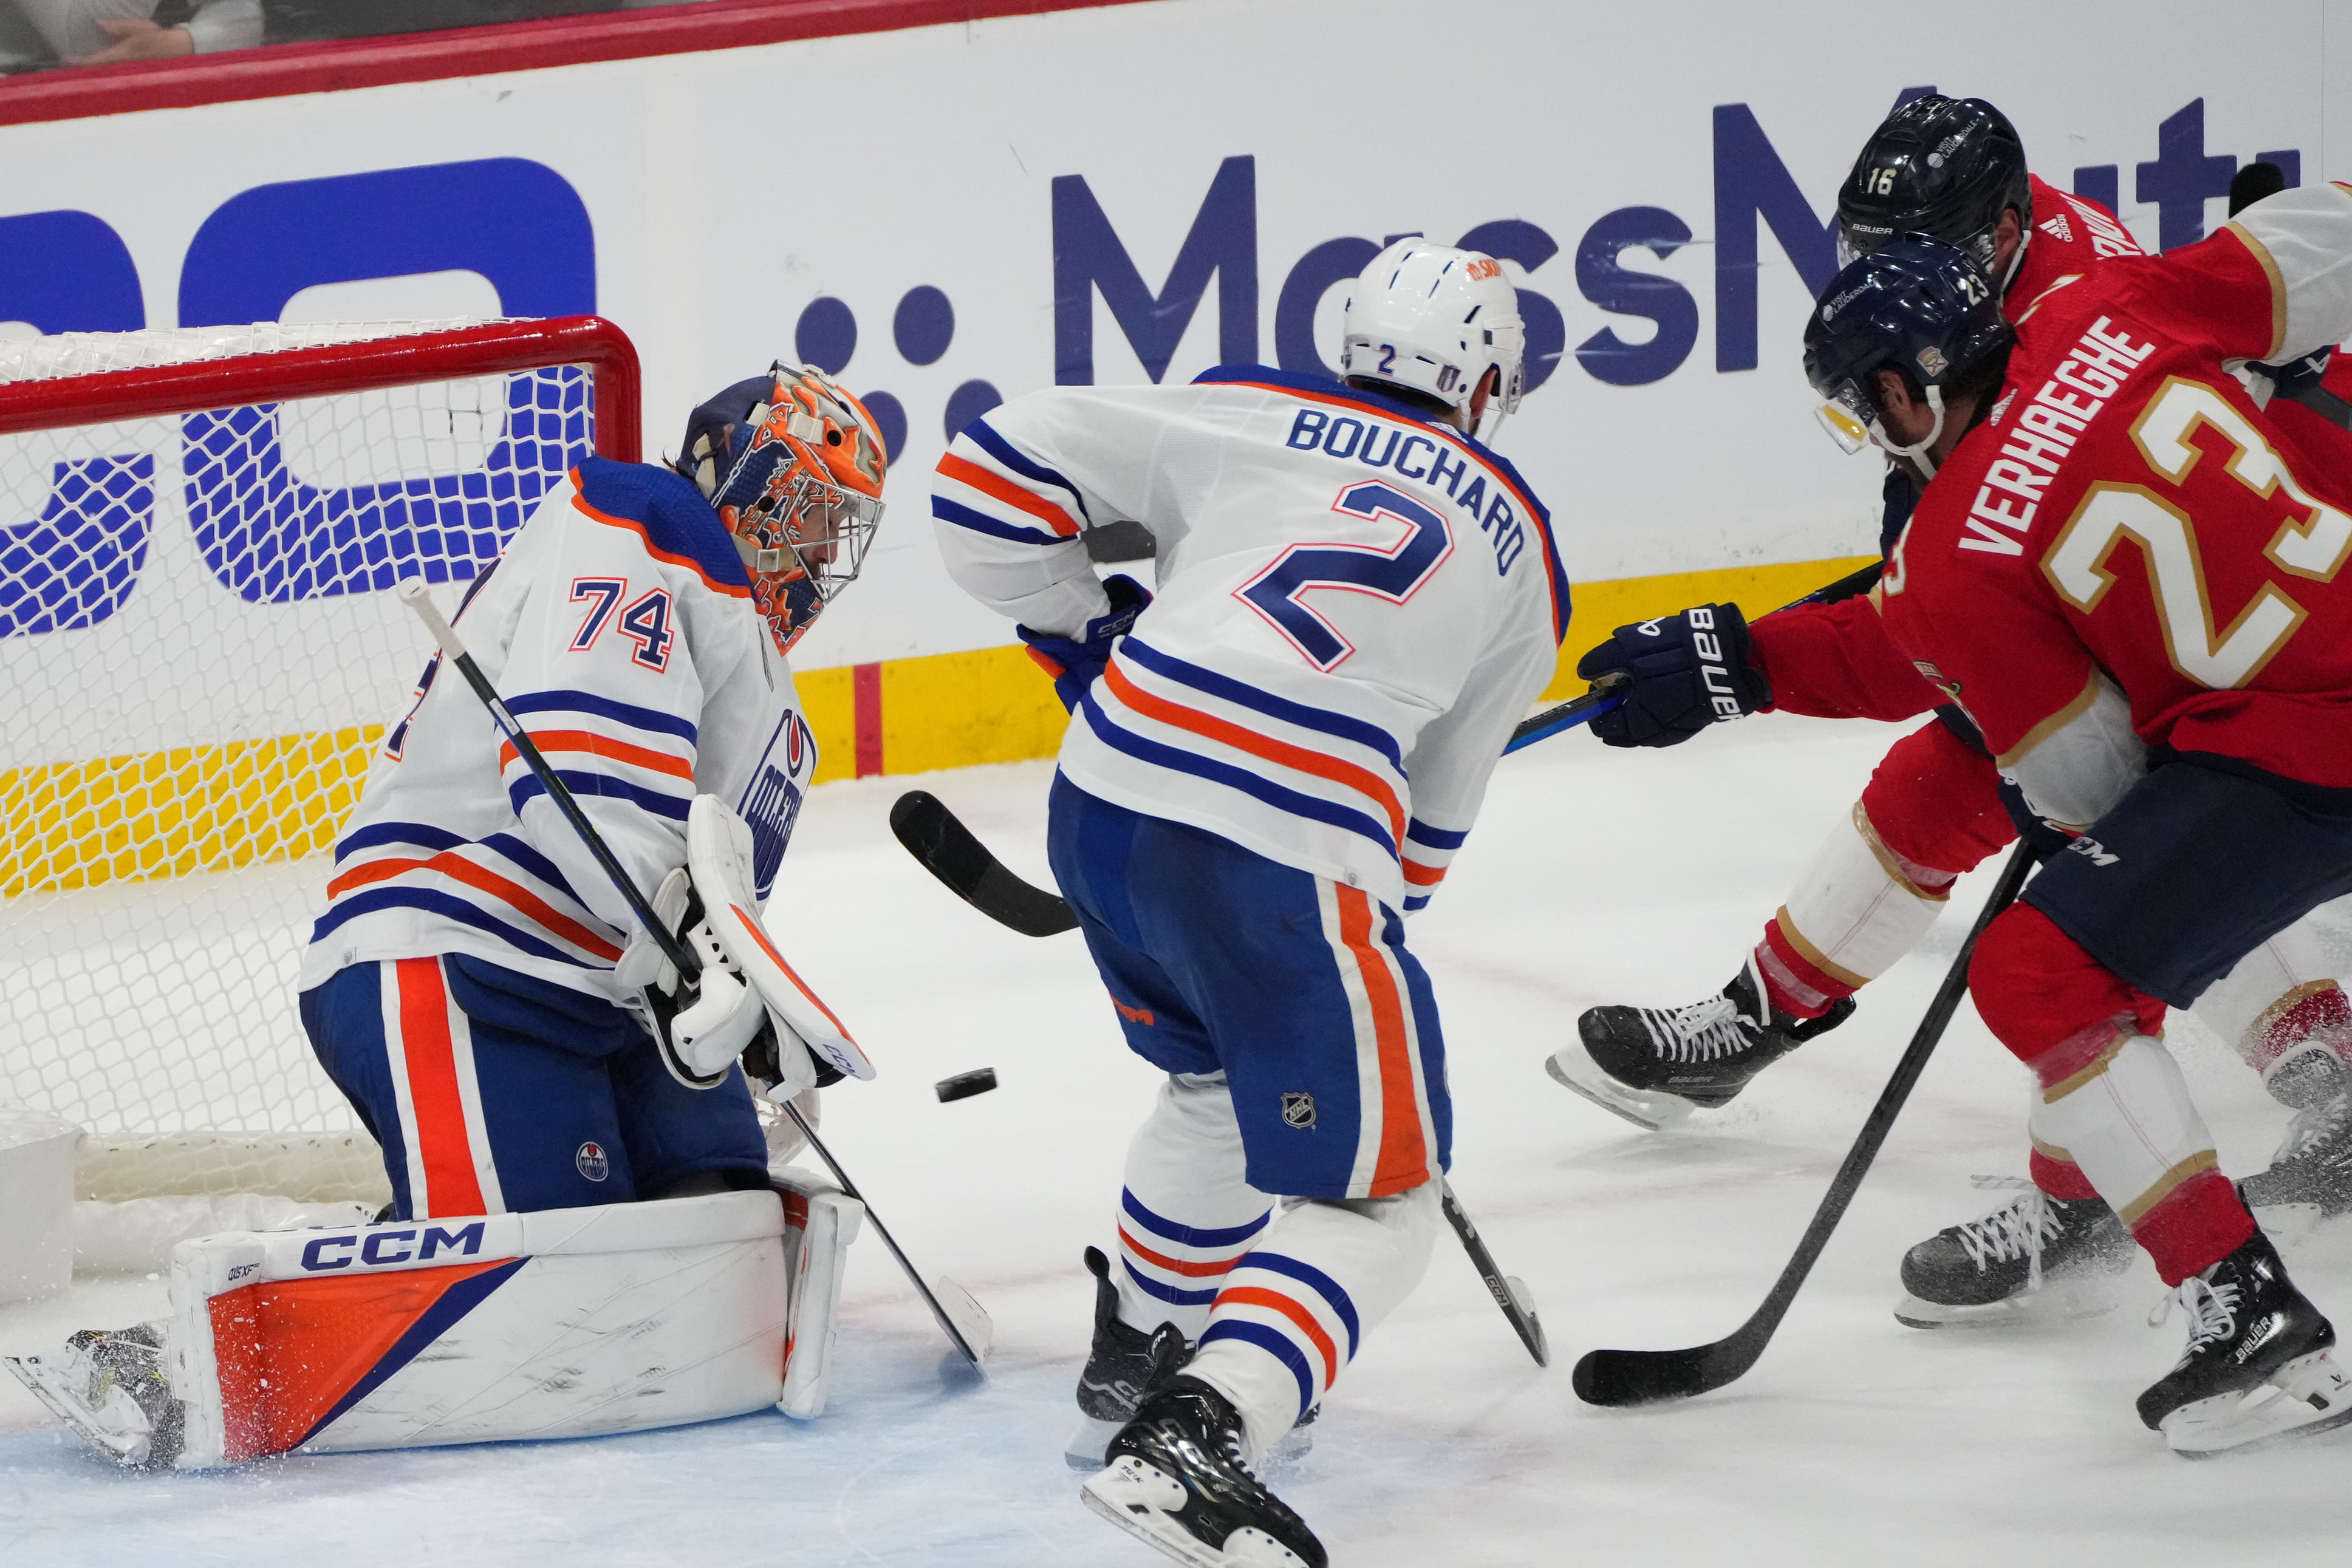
1874,384,1947,481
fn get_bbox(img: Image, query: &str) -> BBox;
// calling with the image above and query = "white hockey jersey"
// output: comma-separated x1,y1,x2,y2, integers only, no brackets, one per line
300,458,818,1005
932,367,1570,912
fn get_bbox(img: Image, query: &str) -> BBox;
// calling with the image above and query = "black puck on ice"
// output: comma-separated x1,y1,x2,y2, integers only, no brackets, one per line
934,1068,998,1103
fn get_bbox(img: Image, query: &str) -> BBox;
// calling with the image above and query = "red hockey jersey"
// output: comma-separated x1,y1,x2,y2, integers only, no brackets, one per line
1757,174,2144,720
1881,183,2352,829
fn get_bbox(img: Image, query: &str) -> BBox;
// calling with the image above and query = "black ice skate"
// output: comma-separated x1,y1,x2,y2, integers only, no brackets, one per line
1067,1244,1191,1471
1081,1374,1327,1568
1893,1181,2136,1328
2240,1086,2352,1222
1549,956,1855,1130
3,1323,185,1468
2137,1230,2352,1455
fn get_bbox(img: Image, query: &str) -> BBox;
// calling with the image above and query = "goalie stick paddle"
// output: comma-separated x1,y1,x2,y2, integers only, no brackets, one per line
1441,1179,1550,1366
1570,839,2036,1408
395,581,992,1370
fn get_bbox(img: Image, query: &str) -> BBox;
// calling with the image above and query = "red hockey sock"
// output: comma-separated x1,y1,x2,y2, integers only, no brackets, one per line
1755,924,1856,1020
2028,1144,2101,1201
2128,1170,2257,1287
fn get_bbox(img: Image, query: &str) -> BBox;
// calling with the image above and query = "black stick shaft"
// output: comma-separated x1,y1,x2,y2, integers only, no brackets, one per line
1724,840,2036,1344
1572,839,2036,1404
1440,1180,1549,1366
780,1100,983,1367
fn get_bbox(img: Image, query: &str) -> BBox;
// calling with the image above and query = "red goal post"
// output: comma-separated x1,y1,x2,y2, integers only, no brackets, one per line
0,315,640,457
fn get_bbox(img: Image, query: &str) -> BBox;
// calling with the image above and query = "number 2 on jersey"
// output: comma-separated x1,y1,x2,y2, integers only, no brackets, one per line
1238,480,1452,670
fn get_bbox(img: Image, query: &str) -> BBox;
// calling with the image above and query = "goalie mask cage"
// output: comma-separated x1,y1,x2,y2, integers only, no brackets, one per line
0,316,641,1207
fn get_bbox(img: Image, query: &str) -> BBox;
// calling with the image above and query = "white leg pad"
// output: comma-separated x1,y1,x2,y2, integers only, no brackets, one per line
163,1189,794,1467
771,1164,864,1420
1775,805,1949,993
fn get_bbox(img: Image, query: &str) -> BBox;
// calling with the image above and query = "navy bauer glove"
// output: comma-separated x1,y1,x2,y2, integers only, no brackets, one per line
1017,573,1151,713
1574,602,1771,748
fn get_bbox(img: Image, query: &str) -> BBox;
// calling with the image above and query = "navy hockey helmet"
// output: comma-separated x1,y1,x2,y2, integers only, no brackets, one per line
1803,235,2014,477
1836,95,2033,284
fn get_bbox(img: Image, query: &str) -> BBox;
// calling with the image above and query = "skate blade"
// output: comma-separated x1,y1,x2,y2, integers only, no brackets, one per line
1892,1280,2121,1331
1065,1411,1124,1471
2,1354,152,1465
1080,1459,1314,1567
1544,1048,1694,1131
2165,1350,2352,1457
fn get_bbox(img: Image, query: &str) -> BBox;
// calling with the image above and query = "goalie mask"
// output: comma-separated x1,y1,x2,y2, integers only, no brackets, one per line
674,364,889,653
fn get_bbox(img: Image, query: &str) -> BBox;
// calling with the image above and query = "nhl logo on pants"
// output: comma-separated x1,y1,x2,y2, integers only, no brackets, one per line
1280,1092,1316,1130
576,1140,610,1181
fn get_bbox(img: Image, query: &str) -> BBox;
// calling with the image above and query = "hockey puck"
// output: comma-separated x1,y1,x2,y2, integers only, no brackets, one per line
935,1068,998,1103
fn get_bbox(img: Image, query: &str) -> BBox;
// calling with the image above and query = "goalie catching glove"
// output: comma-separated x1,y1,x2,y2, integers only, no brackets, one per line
617,796,877,1094
1575,602,1771,748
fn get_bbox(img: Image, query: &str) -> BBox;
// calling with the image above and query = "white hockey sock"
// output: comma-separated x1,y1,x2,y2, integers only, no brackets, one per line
1768,803,1957,1001
1113,1072,1274,1340
2031,1029,2248,1281
1184,1181,1440,1462
2185,918,2352,1087
1766,803,1954,1011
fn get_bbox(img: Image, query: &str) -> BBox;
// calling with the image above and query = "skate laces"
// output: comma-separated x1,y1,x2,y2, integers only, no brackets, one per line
2151,1275,2241,1351
1953,1178,2062,1282
1640,993,1756,1063
2276,1092,2351,1165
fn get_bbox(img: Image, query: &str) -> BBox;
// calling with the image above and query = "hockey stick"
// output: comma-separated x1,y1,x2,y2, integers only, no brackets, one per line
891,685,1623,937
1570,839,2036,1407
1441,1179,1550,1366
394,580,991,1369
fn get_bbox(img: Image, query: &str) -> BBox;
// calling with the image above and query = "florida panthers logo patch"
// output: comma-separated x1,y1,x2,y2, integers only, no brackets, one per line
1280,1092,1317,1130
576,1140,610,1181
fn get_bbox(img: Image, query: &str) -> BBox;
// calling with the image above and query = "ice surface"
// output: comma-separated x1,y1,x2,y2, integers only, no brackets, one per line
5,714,2351,1566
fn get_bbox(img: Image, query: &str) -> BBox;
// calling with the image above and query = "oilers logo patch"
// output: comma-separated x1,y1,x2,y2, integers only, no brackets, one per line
575,1140,610,1181
1280,1092,1317,1130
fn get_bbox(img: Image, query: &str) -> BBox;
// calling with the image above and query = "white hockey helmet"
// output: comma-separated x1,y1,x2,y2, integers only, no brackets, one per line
1341,239,1526,432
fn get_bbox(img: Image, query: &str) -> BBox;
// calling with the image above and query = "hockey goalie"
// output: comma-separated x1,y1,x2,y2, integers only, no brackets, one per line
8,364,892,1468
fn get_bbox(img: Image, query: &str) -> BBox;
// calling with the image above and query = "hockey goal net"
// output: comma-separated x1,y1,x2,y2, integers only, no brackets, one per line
0,316,641,1216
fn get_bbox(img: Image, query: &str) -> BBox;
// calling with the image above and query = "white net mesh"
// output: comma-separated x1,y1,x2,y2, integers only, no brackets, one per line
0,319,602,1196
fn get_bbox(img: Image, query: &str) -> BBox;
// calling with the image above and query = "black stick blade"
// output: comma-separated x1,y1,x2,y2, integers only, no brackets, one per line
889,791,1078,938
1572,1335,1758,1407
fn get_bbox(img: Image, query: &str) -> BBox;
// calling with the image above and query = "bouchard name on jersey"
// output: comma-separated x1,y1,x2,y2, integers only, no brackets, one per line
1882,182,2352,831
932,366,1570,913
301,457,819,1006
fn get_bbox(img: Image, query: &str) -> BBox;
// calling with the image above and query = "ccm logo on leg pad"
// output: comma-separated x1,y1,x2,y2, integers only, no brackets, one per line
300,1222,487,1272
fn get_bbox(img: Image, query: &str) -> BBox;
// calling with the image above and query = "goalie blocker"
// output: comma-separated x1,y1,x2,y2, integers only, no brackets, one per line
5,1173,861,1469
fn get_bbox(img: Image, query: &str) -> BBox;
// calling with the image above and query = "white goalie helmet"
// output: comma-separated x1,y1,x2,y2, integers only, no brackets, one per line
1341,239,1527,434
